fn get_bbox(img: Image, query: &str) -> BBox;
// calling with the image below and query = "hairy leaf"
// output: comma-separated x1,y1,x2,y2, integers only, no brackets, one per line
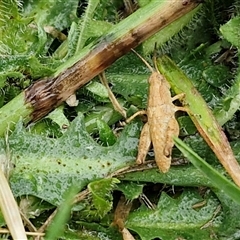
87,178,120,218
3,114,141,205
126,189,221,240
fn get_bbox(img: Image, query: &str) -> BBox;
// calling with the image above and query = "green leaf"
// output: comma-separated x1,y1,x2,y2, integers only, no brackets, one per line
174,137,240,205
142,5,201,55
60,229,109,240
220,16,240,48
121,165,212,187
75,0,100,53
45,185,79,240
96,119,117,146
88,178,120,218
46,106,70,133
6,114,141,205
214,70,240,126
84,104,123,134
126,189,220,240
0,72,24,89
117,182,144,200
22,0,78,30
0,0,33,54
85,81,109,102
178,116,197,136
75,222,122,240
19,195,54,219
106,52,149,108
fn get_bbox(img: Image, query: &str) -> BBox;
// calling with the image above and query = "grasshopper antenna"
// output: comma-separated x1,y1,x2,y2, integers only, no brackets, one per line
152,42,159,73
131,49,154,73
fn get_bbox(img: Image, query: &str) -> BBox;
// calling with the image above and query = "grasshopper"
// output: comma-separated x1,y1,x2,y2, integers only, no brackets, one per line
127,51,186,172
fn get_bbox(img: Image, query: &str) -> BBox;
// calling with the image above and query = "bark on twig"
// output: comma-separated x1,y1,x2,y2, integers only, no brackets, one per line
25,0,202,122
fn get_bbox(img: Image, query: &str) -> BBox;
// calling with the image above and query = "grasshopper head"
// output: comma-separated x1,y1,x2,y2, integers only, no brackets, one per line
162,75,171,89
148,72,171,89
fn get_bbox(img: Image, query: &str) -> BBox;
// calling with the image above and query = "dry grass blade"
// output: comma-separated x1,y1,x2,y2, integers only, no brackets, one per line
0,168,27,239
0,135,27,239
0,228,44,237
99,72,127,118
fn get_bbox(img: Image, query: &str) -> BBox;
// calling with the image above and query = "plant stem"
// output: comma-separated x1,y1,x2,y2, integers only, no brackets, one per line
0,168,27,239
157,55,240,187
0,92,32,135
0,0,202,136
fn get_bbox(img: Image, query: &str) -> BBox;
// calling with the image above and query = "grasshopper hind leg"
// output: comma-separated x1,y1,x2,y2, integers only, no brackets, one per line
154,117,179,173
136,123,151,164
164,117,179,159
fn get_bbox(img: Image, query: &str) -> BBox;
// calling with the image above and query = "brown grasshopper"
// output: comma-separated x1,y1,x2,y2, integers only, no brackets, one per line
127,51,186,172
